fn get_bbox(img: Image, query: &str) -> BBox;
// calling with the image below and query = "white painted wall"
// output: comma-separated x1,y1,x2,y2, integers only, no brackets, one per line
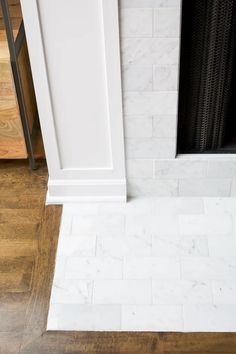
21,0,126,202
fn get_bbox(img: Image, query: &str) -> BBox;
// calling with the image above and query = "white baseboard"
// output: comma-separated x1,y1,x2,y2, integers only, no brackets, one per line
46,178,127,204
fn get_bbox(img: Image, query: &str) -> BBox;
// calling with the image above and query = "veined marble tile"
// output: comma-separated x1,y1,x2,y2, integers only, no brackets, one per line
120,0,181,8
204,198,236,232
59,214,72,235
208,236,236,257
124,257,181,279
181,257,236,280
154,160,208,179
179,214,233,237
124,92,178,116
149,197,205,215
71,214,125,236
97,234,152,258
50,279,93,304
122,66,153,92
152,280,212,305
207,160,236,178
153,115,177,138
152,235,180,256
47,304,121,331
152,235,208,257
231,180,236,196
128,178,179,197
121,305,183,331
179,179,231,197
213,281,236,304
53,256,67,283
126,213,180,236
124,116,152,138
180,236,209,257
120,8,153,37
126,159,154,179
65,257,123,280
204,197,236,215
93,279,152,305
125,138,176,159
49,197,236,331
183,305,236,332
153,66,179,91
121,38,180,66
154,8,181,37
57,235,96,257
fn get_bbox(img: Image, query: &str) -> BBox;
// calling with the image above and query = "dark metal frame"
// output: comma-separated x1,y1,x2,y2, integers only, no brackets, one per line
0,0,37,169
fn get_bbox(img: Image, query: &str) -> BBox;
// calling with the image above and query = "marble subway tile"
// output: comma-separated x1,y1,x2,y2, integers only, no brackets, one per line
150,197,205,215
231,180,236,196
93,279,152,305
97,234,152,258
153,115,177,138
53,256,67,283
48,304,121,331
183,305,236,332
71,214,125,236
124,116,152,138
179,214,233,237
121,38,180,66
120,8,153,37
121,305,183,331
126,213,180,236
50,279,93,304
154,8,181,37
181,257,236,280
66,257,123,280
152,235,180,256
57,235,96,257
213,281,236,304
179,179,231,197
153,66,179,91
124,257,181,279
128,178,179,197
152,280,212,305
126,159,154,179
152,235,208,257
124,92,178,116
154,160,208,179
207,160,236,178
208,236,236,257
59,214,72,235
180,236,209,257
122,66,153,92
125,138,176,159
120,0,181,9
204,197,236,215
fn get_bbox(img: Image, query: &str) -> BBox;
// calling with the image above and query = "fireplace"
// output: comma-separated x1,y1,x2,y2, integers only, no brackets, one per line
178,0,236,154
120,0,236,197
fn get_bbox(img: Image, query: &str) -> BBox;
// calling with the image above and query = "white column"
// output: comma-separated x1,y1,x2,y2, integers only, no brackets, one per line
20,0,126,203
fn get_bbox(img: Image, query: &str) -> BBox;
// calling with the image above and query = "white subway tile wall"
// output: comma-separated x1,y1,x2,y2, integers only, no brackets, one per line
120,0,236,196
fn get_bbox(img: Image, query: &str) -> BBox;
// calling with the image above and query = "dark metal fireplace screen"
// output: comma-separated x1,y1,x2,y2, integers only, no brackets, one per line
177,0,236,153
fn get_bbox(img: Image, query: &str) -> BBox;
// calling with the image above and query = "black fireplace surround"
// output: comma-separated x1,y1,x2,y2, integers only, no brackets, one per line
177,0,236,153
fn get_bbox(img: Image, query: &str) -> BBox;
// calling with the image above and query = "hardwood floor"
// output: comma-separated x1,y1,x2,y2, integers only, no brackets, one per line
0,160,236,354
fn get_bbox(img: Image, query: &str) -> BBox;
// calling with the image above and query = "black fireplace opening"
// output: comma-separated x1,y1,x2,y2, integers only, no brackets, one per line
177,0,236,154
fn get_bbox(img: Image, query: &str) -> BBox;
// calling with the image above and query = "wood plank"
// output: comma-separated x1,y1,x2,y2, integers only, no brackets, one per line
0,256,34,292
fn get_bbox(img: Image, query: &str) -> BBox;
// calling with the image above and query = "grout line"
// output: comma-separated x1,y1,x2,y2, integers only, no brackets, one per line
94,234,98,256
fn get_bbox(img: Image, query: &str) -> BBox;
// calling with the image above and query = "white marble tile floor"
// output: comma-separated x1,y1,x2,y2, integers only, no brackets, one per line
47,197,236,331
